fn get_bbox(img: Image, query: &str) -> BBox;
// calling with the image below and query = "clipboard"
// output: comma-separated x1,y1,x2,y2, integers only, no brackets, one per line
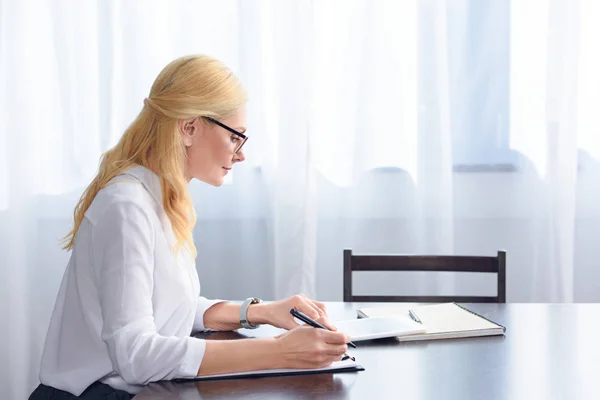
175,359,364,382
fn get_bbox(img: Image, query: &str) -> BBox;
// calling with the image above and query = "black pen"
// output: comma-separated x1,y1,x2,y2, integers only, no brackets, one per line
408,309,422,324
290,308,357,348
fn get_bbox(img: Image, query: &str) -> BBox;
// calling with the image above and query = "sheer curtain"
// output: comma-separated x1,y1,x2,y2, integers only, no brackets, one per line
2,0,600,398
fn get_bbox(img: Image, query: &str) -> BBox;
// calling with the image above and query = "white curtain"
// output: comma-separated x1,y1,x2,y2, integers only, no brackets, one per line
2,0,600,398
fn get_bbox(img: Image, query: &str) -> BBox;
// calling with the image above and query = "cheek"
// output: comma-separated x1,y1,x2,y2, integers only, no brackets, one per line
186,143,210,171
212,138,234,164
187,138,231,171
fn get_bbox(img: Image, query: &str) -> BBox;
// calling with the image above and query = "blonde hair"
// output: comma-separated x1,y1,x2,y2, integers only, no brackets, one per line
63,55,247,256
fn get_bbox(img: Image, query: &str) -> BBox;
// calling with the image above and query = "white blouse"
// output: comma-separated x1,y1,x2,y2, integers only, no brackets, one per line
39,165,223,396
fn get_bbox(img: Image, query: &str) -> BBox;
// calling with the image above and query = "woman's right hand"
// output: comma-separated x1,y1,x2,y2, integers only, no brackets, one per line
274,320,351,369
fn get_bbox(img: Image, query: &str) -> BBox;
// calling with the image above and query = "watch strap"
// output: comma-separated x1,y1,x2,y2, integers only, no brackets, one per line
240,297,262,329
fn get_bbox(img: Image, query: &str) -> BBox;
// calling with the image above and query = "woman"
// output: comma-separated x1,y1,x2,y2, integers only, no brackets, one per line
30,55,350,399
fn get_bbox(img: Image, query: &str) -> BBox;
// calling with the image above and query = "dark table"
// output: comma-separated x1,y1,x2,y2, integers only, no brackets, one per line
134,303,600,400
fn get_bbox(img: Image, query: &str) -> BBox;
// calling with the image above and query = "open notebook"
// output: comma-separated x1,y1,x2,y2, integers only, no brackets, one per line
357,303,506,342
175,359,364,382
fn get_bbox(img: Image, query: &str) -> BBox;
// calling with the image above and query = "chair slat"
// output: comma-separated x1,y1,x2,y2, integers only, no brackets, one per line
343,249,506,304
351,255,498,272
351,295,501,303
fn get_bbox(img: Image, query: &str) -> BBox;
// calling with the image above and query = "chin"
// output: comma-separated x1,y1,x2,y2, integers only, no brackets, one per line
206,176,224,187
192,175,223,187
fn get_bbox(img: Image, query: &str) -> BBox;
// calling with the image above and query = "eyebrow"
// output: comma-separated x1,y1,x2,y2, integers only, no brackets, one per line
235,127,247,134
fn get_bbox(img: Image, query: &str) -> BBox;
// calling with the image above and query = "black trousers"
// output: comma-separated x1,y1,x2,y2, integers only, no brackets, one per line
29,382,133,400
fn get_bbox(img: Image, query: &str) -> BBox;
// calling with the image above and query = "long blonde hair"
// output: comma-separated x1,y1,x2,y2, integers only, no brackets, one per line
63,55,247,256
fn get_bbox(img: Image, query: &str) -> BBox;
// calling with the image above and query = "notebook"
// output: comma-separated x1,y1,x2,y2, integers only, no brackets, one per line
357,303,506,342
175,359,364,382
332,316,426,341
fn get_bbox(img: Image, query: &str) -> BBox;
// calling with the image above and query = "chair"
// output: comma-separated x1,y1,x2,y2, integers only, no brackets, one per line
343,249,506,303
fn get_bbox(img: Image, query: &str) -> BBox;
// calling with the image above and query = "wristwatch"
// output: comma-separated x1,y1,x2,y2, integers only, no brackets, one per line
240,297,262,329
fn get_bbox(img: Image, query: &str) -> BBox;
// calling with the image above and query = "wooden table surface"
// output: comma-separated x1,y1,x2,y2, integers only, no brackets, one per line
134,302,600,400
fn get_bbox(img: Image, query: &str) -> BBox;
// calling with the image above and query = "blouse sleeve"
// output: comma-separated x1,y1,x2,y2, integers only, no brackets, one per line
193,297,228,332
92,200,206,385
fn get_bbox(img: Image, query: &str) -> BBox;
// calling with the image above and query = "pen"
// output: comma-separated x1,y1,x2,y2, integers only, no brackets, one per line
408,309,422,324
290,308,357,349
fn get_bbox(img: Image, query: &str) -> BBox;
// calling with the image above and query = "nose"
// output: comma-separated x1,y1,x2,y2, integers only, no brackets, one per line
233,149,246,163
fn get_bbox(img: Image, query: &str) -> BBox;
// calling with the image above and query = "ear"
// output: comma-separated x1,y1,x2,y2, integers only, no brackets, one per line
178,118,200,147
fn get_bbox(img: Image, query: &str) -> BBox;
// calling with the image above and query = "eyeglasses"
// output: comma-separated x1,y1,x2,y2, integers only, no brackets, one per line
203,116,248,154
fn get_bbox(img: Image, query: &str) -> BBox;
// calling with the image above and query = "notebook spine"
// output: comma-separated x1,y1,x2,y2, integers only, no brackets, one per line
453,303,507,333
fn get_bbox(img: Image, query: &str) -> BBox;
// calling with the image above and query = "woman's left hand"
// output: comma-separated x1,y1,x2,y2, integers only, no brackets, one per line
250,294,336,331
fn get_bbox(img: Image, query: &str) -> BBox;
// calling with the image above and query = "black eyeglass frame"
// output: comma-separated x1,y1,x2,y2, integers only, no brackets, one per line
203,116,248,153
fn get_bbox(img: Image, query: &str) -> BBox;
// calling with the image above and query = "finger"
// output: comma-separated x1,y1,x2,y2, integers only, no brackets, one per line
322,330,352,345
313,300,328,316
315,316,337,331
295,298,321,321
308,300,326,319
295,294,324,319
324,344,348,357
